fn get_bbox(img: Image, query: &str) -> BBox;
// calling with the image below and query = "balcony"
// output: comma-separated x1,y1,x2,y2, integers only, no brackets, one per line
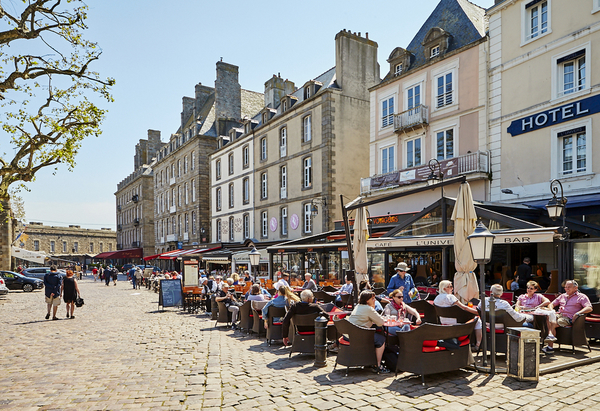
183,232,189,241
360,151,489,195
166,234,177,242
394,105,429,133
169,205,176,214
280,186,287,199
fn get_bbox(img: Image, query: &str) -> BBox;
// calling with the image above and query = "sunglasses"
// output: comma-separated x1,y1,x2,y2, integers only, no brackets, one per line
394,296,404,299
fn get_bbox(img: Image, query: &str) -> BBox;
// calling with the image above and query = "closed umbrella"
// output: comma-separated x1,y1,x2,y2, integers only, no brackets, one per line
452,182,479,303
353,203,370,286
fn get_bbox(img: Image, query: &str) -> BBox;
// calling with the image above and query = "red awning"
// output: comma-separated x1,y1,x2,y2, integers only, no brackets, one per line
95,248,143,260
144,246,221,261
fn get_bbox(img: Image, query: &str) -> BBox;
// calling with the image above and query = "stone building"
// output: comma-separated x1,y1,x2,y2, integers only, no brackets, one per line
14,222,116,266
115,130,165,258
153,61,264,255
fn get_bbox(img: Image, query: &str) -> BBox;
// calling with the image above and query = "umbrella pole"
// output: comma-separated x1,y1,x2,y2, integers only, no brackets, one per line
479,263,487,367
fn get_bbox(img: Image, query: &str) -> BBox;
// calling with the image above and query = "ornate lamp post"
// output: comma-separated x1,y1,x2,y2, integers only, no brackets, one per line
467,221,496,373
427,158,444,186
248,246,261,283
546,179,569,285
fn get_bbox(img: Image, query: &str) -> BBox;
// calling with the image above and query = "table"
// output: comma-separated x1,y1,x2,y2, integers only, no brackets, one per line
383,318,412,347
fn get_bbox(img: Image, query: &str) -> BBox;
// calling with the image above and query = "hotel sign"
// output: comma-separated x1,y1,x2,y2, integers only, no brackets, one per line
507,95,600,137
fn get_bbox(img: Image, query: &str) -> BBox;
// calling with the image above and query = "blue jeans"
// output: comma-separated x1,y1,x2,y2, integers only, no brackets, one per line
387,324,410,335
132,276,137,289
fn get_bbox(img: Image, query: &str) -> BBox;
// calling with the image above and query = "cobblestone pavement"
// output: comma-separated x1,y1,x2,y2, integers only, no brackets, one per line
2,276,600,410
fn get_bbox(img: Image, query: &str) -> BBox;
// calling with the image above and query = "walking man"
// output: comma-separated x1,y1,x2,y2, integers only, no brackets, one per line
44,265,63,320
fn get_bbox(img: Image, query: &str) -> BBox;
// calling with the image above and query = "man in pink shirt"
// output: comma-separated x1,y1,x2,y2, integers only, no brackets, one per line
544,280,592,354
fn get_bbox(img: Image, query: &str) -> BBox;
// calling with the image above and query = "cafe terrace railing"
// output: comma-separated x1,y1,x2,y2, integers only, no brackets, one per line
360,151,490,195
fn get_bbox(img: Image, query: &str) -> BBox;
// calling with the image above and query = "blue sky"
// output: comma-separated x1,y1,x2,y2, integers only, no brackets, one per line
18,0,494,230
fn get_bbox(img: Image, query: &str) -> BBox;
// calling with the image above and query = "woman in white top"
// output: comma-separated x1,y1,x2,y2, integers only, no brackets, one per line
433,280,482,350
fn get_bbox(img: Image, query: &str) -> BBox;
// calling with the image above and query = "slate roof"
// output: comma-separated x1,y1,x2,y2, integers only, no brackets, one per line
387,0,486,78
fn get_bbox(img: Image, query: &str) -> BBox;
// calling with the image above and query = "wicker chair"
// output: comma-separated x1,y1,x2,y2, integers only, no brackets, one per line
251,301,268,337
238,300,253,333
215,300,231,328
333,317,378,376
322,285,338,293
266,306,287,346
313,291,336,304
477,308,524,354
210,294,218,320
585,302,600,341
434,305,476,324
410,300,439,324
556,313,591,353
289,313,320,358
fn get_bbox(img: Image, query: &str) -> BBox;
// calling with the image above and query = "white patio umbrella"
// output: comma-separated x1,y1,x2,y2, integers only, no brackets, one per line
451,182,479,304
353,203,370,286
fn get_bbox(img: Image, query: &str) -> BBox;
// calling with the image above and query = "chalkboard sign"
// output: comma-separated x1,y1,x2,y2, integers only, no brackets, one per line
159,279,183,308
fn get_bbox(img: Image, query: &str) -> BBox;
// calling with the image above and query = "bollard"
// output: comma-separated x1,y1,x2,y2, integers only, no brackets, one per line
489,295,496,375
314,314,328,367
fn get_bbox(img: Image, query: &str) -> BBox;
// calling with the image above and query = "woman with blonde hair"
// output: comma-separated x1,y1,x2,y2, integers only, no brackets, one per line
61,270,80,319
280,285,300,304
433,280,482,350
231,272,240,285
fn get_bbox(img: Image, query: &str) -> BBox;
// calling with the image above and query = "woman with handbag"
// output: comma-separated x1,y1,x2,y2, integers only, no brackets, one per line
62,270,81,319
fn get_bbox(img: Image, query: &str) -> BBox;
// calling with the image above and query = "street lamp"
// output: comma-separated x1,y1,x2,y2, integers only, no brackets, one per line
310,198,326,217
546,179,568,238
467,220,496,373
249,246,261,283
427,158,444,186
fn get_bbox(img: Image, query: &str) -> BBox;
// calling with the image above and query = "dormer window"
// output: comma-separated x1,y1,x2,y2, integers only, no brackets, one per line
394,63,403,76
430,46,440,58
245,123,250,134
422,27,451,60
262,112,268,124
229,130,236,140
387,47,413,79
282,100,288,112
304,86,311,100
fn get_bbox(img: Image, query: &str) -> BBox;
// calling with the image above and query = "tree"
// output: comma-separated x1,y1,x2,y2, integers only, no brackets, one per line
0,0,114,203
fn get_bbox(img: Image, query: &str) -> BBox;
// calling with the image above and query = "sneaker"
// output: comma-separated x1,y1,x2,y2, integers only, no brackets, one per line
66,313,70,318
542,346,554,354
45,313,50,320
52,317,58,320
327,343,339,353
545,334,557,342
70,315,75,319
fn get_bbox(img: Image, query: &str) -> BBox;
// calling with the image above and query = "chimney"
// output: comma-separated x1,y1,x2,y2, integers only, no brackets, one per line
215,61,241,121
264,74,295,109
335,30,380,100
194,83,213,115
181,97,194,129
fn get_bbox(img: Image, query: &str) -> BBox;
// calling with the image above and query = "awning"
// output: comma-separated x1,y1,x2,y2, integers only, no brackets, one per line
145,246,220,261
202,256,231,264
12,246,47,264
522,193,600,210
94,248,143,260
267,242,347,252
369,227,559,248
232,249,269,264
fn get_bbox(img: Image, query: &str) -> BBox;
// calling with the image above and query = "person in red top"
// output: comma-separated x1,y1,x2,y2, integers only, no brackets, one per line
544,280,593,354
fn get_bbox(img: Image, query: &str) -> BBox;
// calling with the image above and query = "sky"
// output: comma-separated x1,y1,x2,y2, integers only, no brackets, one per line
14,0,494,230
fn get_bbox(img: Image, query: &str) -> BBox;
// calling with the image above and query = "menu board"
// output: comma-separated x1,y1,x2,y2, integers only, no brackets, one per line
159,279,183,308
183,259,199,287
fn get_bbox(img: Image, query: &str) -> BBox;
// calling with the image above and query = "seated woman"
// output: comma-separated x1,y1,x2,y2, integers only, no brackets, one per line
262,286,299,328
359,280,384,313
383,288,421,334
515,280,557,341
346,290,389,374
433,280,482,350
246,284,267,301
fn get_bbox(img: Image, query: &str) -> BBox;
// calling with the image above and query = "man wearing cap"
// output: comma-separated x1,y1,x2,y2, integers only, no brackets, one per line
44,265,63,320
273,272,290,291
387,262,416,302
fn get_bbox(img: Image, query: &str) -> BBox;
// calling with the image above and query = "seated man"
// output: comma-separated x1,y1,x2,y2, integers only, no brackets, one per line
215,284,241,329
477,283,533,326
282,290,326,346
335,276,353,307
302,273,317,291
544,280,592,354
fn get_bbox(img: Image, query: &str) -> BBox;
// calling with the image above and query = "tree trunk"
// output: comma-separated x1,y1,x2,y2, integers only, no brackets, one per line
0,197,14,271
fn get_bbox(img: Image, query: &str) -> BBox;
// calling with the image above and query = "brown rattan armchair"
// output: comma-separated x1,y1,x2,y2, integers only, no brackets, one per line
313,291,336,304
477,308,524,354
289,313,320,358
585,302,600,341
215,300,231,328
251,300,268,337
332,317,378,376
238,300,253,333
322,285,338,293
410,300,439,324
266,306,287,346
435,304,476,324
556,313,591,353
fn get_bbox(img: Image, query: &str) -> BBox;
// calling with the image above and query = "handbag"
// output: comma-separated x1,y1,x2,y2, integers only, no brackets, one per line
75,293,84,307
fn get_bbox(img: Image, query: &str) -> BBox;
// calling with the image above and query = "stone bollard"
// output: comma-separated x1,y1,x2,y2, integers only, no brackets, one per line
314,314,328,367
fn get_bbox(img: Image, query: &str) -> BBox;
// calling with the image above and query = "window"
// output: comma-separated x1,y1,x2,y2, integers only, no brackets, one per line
262,112,268,124
229,217,235,242
280,165,287,199
436,72,453,108
381,146,395,174
261,211,268,238
430,45,440,58
34,240,39,251
523,0,550,44
280,127,287,157
406,137,422,168
304,86,311,100
243,177,250,205
281,207,288,236
216,219,222,242
100,243,103,252
184,182,188,205
192,179,196,202
243,213,250,239
559,51,586,97
184,156,188,174
436,129,454,160
407,84,421,112
260,137,267,161
229,183,234,208
89,243,94,253
303,115,312,142
216,187,222,211
381,96,394,128
108,243,112,252
171,164,175,179
178,215,182,236
73,242,78,253
192,212,196,235
304,203,312,234
178,185,182,206
243,145,249,168
185,213,189,234
172,216,176,235
303,157,312,189
177,160,181,177
228,153,234,175
282,99,288,112
261,172,268,199
63,241,67,253
394,63,403,76
559,127,587,176
216,160,221,180
50,241,55,253
594,0,600,13
191,151,195,170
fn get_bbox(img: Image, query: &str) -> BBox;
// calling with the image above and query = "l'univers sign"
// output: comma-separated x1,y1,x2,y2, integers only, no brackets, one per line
507,94,600,137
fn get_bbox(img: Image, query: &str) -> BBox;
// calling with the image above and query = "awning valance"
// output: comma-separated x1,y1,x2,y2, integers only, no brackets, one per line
12,246,47,264
144,246,221,261
232,249,269,264
94,248,143,259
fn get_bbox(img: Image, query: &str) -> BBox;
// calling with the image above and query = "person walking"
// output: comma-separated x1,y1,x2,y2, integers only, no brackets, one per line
43,265,63,320
62,270,80,319
112,267,118,286
105,266,112,286
134,266,143,289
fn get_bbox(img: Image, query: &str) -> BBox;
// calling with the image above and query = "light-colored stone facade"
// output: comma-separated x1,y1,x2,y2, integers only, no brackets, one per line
15,222,116,265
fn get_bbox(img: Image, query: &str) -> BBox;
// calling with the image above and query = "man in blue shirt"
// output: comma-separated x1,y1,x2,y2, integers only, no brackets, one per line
44,265,63,320
387,262,415,303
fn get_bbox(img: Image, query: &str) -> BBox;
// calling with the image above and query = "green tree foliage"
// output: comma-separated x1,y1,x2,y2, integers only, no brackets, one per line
0,0,114,202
